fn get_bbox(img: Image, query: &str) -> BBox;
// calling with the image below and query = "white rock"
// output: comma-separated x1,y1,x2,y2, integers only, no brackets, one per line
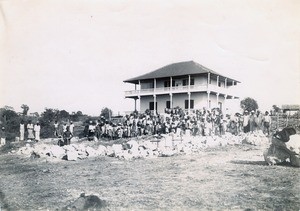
86,146,98,157
49,145,66,158
112,144,123,157
205,136,219,148
286,134,300,154
106,146,114,157
141,140,157,151
97,145,107,156
160,149,176,157
124,140,139,150
66,150,78,161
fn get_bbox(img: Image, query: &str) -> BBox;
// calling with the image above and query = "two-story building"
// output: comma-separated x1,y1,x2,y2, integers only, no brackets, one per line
124,61,240,114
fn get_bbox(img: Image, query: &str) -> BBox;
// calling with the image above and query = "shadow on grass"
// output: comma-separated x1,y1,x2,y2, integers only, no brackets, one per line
230,160,268,166
231,160,295,168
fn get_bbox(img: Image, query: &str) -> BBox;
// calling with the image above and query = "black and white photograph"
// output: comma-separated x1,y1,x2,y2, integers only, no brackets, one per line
0,0,299,210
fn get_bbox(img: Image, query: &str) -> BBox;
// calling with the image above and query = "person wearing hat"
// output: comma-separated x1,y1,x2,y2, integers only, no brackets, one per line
34,121,41,142
0,126,6,146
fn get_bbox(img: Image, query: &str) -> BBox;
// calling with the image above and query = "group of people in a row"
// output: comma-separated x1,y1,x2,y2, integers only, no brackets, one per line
19,120,41,142
84,108,272,141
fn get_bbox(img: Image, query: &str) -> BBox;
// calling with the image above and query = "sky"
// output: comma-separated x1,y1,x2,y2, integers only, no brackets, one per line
0,0,299,116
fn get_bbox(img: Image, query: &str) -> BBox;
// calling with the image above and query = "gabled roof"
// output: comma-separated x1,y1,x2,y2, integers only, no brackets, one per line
124,61,240,84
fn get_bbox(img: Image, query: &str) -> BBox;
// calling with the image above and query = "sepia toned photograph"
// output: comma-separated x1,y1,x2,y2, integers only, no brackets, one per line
0,0,299,210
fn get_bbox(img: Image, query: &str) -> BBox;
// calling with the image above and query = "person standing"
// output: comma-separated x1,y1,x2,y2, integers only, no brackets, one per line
243,111,250,133
249,110,256,133
0,127,6,146
263,111,271,136
54,120,59,137
69,121,74,136
34,122,41,142
63,126,73,145
20,120,25,142
27,120,35,141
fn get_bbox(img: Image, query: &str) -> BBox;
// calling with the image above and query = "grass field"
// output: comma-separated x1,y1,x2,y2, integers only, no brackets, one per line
0,142,299,210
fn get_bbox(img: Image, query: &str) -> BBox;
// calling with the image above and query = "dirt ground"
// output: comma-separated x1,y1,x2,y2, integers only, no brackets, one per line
0,143,299,210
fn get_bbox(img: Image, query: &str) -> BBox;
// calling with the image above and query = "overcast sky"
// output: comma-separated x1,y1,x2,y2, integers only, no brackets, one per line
0,0,299,115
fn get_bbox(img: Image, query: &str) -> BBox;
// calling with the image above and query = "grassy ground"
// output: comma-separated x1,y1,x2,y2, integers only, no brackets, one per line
0,142,299,210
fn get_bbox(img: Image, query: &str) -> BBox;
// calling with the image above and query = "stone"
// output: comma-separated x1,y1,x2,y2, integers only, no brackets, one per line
286,134,300,154
63,194,106,210
112,144,123,157
141,140,157,151
86,146,98,157
124,140,139,150
66,150,78,161
97,145,107,156
49,145,66,158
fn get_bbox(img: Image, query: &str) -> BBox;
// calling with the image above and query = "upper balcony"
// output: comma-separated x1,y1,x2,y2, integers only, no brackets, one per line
125,84,239,98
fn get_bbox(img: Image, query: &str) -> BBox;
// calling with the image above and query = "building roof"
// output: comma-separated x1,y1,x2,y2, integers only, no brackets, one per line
124,61,240,84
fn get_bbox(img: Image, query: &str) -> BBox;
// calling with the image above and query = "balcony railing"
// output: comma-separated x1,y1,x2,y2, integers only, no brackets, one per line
125,84,238,97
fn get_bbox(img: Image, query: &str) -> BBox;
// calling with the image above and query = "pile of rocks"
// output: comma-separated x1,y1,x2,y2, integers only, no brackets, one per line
16,132,264,161
242,131,270,146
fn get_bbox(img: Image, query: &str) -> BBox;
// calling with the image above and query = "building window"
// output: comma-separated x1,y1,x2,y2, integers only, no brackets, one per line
183,78,194,86
218,81,221,87
166,101,171,109
164,80,175,87
190,78,195,85
149,102,157,110
150,82,154,88
184,100,194,109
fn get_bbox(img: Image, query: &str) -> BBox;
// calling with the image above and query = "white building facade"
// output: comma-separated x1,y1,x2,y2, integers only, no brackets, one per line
124,61,240,114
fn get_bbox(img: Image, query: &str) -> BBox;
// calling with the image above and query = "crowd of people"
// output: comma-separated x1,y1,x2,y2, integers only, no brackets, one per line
84,108,272,141
0,107,273,147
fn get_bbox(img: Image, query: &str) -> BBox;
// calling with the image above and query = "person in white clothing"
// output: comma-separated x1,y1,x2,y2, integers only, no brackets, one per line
27,120,35,140
34,122,41,141
20,120,25,141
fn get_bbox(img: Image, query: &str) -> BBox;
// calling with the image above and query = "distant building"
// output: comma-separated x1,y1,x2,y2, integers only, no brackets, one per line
282,105,300,113
124,61,240,114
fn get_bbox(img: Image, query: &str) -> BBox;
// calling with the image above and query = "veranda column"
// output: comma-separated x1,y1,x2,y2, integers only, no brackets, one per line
188,92,191,113
207,72,211,87
207,91,210,109
169,93,173,109
216,93,219,109
170,76,173,108
153,95,157,115
138,80,141,96
224,94,227,113
138,80,141,111
154,78,157,115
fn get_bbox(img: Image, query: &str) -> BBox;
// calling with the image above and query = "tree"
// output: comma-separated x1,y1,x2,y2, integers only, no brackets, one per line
0,107,21,140
240,97,258,112
41,108,59,123
21,104,29,116
100,107,113,120
58,110,70,121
